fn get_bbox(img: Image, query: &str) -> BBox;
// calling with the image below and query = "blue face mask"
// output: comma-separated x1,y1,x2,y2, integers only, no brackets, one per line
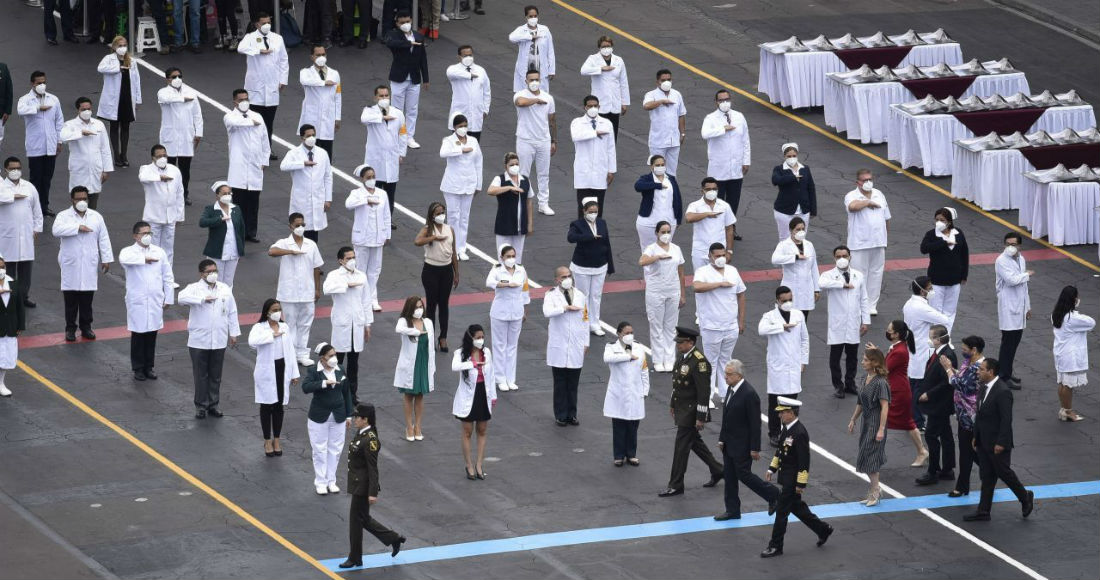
962,351,973,360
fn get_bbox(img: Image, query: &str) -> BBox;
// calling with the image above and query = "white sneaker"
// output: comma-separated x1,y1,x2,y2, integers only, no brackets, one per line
372,300,383,312
315,485,328,495
497,381,510,392
440,12,450,21
406,138,421,149
870,307,878,316
458,250,470,261
327,483,340,493
538,204,555,216
172,282,180,289
592,327,606,337
298,357,314,367
508,382,519,391
0,385,11,397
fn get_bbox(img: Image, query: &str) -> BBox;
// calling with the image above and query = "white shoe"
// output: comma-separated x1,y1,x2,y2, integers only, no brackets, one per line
172,282,180,289
538,204,555,216
440,12,450,21
497,381,510,392
327,483,340,493
315,485,328,495
508,382,519,391
298,357,314,367
372,300,383,312
0,385,11,397
592,327,606,336
458,250,470,261
406,138,421,149
709,400,717,409
870,307,878,316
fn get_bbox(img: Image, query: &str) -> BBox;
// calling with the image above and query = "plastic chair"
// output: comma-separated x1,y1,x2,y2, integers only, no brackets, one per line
136,16,162,54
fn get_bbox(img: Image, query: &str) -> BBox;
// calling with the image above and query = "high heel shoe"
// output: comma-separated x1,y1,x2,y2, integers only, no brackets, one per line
947,490,969,498
405,428,415,442
272,438,283,456
438,338,449,352
911,450,929,468
414,430,424,441
465,467,476,480
1059,408,1085,422
264,440,275,457
475,468,486,480
865,486,881,507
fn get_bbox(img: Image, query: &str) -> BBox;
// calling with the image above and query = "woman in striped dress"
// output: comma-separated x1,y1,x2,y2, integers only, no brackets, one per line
848,347,891,506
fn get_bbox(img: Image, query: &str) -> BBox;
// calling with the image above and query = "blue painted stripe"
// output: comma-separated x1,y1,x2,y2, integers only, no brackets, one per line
322,480,1100,572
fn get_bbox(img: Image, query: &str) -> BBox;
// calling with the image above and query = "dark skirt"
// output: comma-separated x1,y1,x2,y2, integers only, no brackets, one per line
458,381,491,422
117,70,135,124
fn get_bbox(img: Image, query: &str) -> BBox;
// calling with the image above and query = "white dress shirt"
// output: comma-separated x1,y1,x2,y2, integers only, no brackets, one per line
224,108,271,190
237,30,290,106
642,87,686,148
693,264,746,331
346,186,392,247
271,235,324,302
360,104,407,182
570,115,617,189
138,162,186,224
298,65,342,140
60,117,113,193
446,62,491,132
844,188,891,250
281,144,333,231
17,90,64,156
439,133,484,194
51,207,113,291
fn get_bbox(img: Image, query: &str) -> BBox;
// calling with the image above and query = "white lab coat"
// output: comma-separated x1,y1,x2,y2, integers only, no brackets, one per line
817,267,870,345
248,321,299,404
346,186,391,247
570,115,617,190
0,179,43,262
96,55,142,120
542,286,589,368
451,349,497,418
439,133,484,194
16,91,64,156
138,162,185,224
602,342,649,420
995,252,1030,331
237,30,290,106
700,108,750,181
1053,311,1096,373
446,63,491,132
60,117,113,193
323,266,373,353
224,109,271,190
508,24,556,92
486,264,529,321
51,207,113,291
177,280,241,349
157,85,204,158
758,307,809,395
119,243,175,332
360,104,407,182
298,66,342,140
902,295,950,379
771,238,820,311
281,144,333,231
579,53,630,114
394,317,435,391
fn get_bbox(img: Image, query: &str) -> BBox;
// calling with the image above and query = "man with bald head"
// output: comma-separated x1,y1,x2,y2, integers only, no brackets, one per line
543,266,589,426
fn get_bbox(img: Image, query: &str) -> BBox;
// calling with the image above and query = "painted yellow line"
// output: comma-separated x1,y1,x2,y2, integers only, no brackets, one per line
549,0,1100,274
16,360,344,580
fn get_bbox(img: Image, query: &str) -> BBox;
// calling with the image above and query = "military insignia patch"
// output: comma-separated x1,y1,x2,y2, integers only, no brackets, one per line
784,437,794,447
369,441,379,451
680,364,690,374
698,363,708,372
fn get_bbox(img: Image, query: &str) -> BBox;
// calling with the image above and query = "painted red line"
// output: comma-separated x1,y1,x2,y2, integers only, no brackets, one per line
18,249,1065,350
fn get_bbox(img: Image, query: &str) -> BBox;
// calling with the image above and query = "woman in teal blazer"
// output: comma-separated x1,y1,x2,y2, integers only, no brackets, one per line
199,182,246,286
302,342,354,495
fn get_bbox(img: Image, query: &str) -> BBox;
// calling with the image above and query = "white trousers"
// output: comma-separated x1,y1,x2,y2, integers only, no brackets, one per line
354,245,384,305
150,222,177,277
491,317,523,385
636,220,676,252
517,138,552,206
850,247,886,311
774,210,810,241
649,146,681,177
930,283,961,332
645,292,679,368
444,192,474,254
572,269,607,331
691,251,710,273
495,235,526,264
307,418,345,487
209,257,239,287
282,301,315,359
700,327,739,400
392,80,421,139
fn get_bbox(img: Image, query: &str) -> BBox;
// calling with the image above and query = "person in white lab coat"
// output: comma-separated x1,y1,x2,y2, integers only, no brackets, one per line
361,85,407,221
486,245,528,391
1052,286,1095,422
237,13,289,155
693,243,746,402
0,157,43,308
684,178,735,271
51,186,113,342
579,36,629,138
844,169,890,315
178,259,241,419
249,299,300,457
268,213,324,366
514,69,558,216
158,67,203,206
770,217,820,318
0,255,26,398
487,153,534,263
508,6,556,93
995,232,1031,389
225,88,271,241
17,71,64,216
642,70,687,177
298,46,341,162
639,221,685,373
394,296,436,441
758,286,809,447
452,324,496,480
544,267,589,425
59,97,112,209
199,182,245,287
570,95,617,219
818,245,869,398
323,247,373,405
97,37,141,167
346,165,391,312
446,45,491,140
281,125,333,243
119,221,175,381
603,322,649,466
440,114,483,261
701,89,750,239
138,145,185,282
903,276,951,430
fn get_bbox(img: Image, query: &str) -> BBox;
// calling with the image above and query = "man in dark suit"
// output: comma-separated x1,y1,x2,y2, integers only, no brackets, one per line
715,359,778,520
916,324,957,485
0,62,12,151
340,404,406,569
963,358,1034,522
659,326,724,497
384,12,429,149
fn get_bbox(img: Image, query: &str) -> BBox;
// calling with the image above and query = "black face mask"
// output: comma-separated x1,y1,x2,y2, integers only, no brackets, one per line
885,331,894,342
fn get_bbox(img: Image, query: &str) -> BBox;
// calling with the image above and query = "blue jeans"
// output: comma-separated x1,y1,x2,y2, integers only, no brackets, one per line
174,0,203,46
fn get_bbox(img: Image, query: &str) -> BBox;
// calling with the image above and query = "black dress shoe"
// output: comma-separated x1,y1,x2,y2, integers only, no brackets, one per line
474,7,485,14
657,488,684,497
144,370,158,380
184,197,193,206
733,234,743,241
816,524,834,546
391,535,406,557
845,384,859,395
65,329,77,342
938,470,955,480
832,388,845,399
962,511,990,522
703,473,724,488
23,299,37,308
1021,490,1034,518
81,329,97,340
269,154,278,161
246,236,261,243
568,417,580,426
338,559,361,569
713,512,740,521
555,419,567,427
195,409,207,419
133,371,147,381
768,498,778,515
947,490,969,498
208,408,224,418
47,38,59,46
760,546,783,558
915,473,939,486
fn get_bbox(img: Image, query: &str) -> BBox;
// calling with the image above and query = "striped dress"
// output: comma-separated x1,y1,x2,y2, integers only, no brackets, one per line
856,374,891,473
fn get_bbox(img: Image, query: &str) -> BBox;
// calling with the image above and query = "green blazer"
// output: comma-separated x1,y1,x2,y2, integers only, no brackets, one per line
198,203,245,260
302,366,354,423
0,282,26,337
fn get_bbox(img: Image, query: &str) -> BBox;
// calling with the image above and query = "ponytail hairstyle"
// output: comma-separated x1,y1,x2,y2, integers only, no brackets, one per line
1052,285,1078,329
890,319,916,354
459,324,485,381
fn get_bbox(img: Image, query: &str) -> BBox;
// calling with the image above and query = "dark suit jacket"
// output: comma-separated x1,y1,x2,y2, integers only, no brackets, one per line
633,173,683,224
198,203,246,260
567,218,615,274
0,62,13,117
384,29,429,84
973,379,1014,451
346,428,381,497
719,380,763,457
771,164,817,216
919,345,957,415
0,282,26,337
301,366,354,423
920,229,970,285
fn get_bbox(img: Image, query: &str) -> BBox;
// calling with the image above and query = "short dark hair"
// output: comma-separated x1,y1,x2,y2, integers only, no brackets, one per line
788,216,805,231
70,186,90,198
1004,231,1023,244
288,212,304,224
199,259,217,272
233,88,248,100
457,44,473,54
299,124,315,136
656,68,671,79
253,11,270,21
962,335,985,352
714,89,730,100
395,10,411,19
311,44,326,55
856,168,873,180
597,35,613,47
75,96,92,109
151,144,167,157
452,114,468,128
708,242,725,254
525,67,541,79
524,4,538,15
374,85,390,96
776,285,792,299
583,94,599,107
982,358,1000,375
911,275,931,295
616,320,632,334
833,245,850,256
337,246,354,260
30,71,46,83
357,165,374,178
4,156,21,168
132,221,151,234
165,67,182,78
701,177,718,188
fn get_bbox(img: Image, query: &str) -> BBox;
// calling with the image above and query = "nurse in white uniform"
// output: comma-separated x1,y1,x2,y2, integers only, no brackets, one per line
639,221,685,372
439,114,483,261
249,299,299,457
486,245,528,392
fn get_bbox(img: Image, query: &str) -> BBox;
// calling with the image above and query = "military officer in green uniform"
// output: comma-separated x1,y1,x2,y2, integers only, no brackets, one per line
761,397,833,558
339,404,406,569
659,326,725,497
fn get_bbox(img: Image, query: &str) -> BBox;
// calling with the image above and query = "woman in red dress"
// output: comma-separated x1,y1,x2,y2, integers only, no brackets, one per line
867,320,928,467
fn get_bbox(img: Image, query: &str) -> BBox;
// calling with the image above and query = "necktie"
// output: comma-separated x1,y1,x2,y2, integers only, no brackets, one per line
466,66,472,73
307,151,314,163
591,119,597,130
725,112,731,124
978,384,988,411
843,271,850,284
563,289,572,306
262,35,269,50
319,68,326,81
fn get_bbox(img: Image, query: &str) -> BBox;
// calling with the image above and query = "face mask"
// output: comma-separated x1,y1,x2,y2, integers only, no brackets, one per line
660,80,672,92
713,256,726,268
344,259,356,271
237,100,250,113
962,351,972,360
413,307,424,319
34,84,47,96
205,272,219,284
935,221,948,233
585,212,598,223
399,22,413,33
304,136,317,148
1004,245,1019,257
527,17,538,27
785,157,798,167
507,165,520,176
793,230,806,242
473,338,485,349
219,194,233,205
292,226,306,237
653,166,666,176
885,331,894,342
925,289,936,299
259,23,272,34
140,234,152,246
461,55,474,67
704,190,717,201
155,157,168,169
927,338,936,348
586,107,599,118
503,257,517,268
560,277,573,290
1075,298,1080,309
6,169,21,182
0,269,5,278
835,257,849,269
314,56,327,68
599,47,613,57
115,46,128,56
528,80,541,92
74,200,89,212
364,178,376,189
860,180,873,192
170,77,183,89
79,110,92,121
779,301,794,312
659,233,672,244
327,356,338,368
434,214,446,225
269,311,282,322
621,334,634,345
455,127,468,137
377,98,390,109
718,101,731,113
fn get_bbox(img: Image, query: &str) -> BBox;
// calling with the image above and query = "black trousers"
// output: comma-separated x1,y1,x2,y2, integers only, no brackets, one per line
9,261,32,302
768,475,830,549
829,343,858,392
575,188,606,219
602,112,620,140
468,130,482,141
611,418,639,460
348,494,401,561
421,263,454,339
767,393,798,438
909,378,925,428
88,192,101,210
302,0,336,42
108,120,131,163
247,0,275,21
215,0,240,38
975,446,1028,514
168,156,193,200
924,411,955,475
723,450,779,516
341,0,374,40
130,331,158,372
43,0,74,40
998,329,1023,382
337,350,360,402
63,290,94,331
231,188,261,238
668,425,723,490
28,155,56,214
251,104,277,151
317,139,334,165
378,180,398,218
190,347,226,410
304,230,320,243
716,178,744,216
260,358,286,439
956,425,974,494
551,366,581,421
86,0,118,40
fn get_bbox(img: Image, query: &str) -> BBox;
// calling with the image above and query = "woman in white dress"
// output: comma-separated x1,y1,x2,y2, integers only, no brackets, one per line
97,36,142,166
603,322,649,466
248,299,299,457
638,221,685,372
439,114,483,261
486,245,529,391
1052,286,1095,422
770,216,820,319
0,256,26,398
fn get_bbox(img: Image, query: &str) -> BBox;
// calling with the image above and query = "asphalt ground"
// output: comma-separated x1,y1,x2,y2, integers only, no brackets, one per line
0,0,1097,578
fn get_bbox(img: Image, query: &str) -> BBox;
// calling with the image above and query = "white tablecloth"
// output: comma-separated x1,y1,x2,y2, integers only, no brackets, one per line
886,105,1097,176
951,148,1030,210
759,43,963,109
1022,181,1100,245
825,73,1029,144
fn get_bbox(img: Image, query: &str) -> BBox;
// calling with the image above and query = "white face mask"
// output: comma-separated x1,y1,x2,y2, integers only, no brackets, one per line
560,277,573,290
0,269,5,278
377,98,390,109
793,230,806,242
507,164,521,176
205,272,219,284
653,166,666,176
860,180,874,192
344,258,356,271
658,233,672,244
6,169,21,182
364,178,376,189
779,301,794,312
399,22,413,33
785,157,798,167
269,310,282,322
527,80,541,92
835,257,850,270
34,84,47,96
455,127,468,137
78,109,93,121
292,225,306,237
713,256,726,268
304,136,317,148
314,56,327,68
170,77,183,89
219,194,233,205
327,356,339,368
139,234,152,246
925,289,936,299
586,107,599,118
460,55,474,67
412,307,424,319
74,200,89,212
154,157,168,169
237,100,250,112
660,80,672,92
599,46,613,57
935,221,948,233
115,45,128,56
473,338,485,349
621,333,634,345
259,23,272,34
585,212,598,223
704,190,718,201
434,213,446,225
1004,245,1019,257
527,17,538,27
717,101,731,113
503,257,517,268
927,338,936,348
